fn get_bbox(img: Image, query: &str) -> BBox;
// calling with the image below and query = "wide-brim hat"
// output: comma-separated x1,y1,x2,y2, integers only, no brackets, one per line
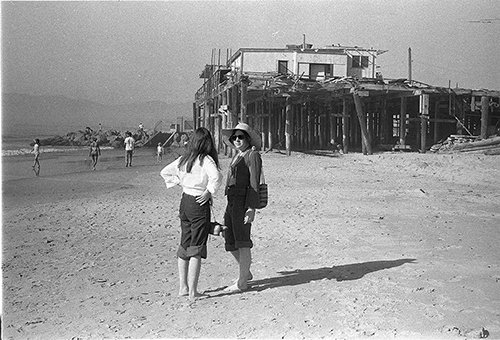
222,122,261,150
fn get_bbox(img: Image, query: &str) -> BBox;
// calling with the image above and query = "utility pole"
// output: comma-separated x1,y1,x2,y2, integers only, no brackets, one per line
408,47,412,84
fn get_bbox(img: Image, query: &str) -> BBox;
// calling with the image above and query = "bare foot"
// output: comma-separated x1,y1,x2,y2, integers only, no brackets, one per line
224,282,247,293
178,288,189,297
233,272,253,284
189,292,209,300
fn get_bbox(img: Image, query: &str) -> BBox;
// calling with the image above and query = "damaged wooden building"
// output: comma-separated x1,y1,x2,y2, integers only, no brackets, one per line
194,43,500,155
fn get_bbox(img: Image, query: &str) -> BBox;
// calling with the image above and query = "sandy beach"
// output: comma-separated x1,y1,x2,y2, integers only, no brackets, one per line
2,147,500,339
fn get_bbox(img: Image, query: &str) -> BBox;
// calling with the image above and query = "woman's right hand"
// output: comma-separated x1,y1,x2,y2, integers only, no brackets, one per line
196,190,212,206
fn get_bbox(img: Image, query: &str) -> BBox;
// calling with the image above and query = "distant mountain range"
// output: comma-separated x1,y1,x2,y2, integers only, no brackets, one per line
2,93,192,136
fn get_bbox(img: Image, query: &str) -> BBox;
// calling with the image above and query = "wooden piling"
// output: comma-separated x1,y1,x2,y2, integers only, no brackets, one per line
399,97,407,146
433,100,439,144
268,96,273,151
193,102,197,129
342,98,349,153
306,101,312,150
260,100,265,150
240,81,247,123
222,90,228,155
420,93,429,153
481,96,489,139
285,96,292,156
352,92,372,155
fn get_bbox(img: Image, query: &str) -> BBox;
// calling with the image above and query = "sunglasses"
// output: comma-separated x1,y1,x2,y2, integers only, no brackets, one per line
230,134,246,142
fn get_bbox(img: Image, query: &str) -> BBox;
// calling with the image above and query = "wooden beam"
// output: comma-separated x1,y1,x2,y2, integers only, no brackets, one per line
342,98,349,153
260,100,265,150
434,100,439,144
481,96,489,139
222,90,228,155
192,102,197,130
380,97,388,144
285,96,292,156
307,102,312,149
420,94,429,153
214,95,221,153
353,92,373,155
399,97,407,146
268,96,273,151
240,81,248,123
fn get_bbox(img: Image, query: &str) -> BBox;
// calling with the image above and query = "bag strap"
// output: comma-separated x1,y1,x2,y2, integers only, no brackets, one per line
241,149,265,184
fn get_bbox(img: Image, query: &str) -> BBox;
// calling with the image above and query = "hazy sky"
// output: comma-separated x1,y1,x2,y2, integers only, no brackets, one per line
2,0,499,105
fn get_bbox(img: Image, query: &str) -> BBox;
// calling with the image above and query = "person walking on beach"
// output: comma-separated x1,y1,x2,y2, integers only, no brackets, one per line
89,139,101,170
124,132,135,167
221,122,263,293
157,142,164,163
32,138,41,176
160,127,222,300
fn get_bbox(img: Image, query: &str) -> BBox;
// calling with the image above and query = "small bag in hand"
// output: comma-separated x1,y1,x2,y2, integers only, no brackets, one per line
257,168,268,209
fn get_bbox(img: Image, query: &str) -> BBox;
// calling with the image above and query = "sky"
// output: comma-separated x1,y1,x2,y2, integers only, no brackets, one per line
2,0,499,106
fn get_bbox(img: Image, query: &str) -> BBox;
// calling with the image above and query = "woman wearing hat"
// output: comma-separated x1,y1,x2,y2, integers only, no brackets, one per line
221,122,263,292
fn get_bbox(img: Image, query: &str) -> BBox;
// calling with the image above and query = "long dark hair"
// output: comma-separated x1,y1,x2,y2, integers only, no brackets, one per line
178,127,220,173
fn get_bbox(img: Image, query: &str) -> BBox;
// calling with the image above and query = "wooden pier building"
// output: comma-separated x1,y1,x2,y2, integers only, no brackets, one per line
194,43,500,155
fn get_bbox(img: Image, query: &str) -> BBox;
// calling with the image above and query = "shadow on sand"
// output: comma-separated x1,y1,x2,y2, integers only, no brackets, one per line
207,258,416,296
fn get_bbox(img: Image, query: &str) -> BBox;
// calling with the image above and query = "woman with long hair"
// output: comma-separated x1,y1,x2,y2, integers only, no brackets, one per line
160,127,222,299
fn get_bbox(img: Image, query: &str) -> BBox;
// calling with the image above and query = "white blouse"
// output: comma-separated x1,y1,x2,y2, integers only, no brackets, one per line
160,155,222,196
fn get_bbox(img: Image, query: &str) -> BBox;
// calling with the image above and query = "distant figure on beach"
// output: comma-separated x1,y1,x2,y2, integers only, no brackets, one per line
89,139,101,170
180,133,189,147
160,127,223,300
156,142,164,163
124,131,135,167
174,132,182,147
220,122,263,293
330,138,344,155
32,138,41,176
138,122,149,141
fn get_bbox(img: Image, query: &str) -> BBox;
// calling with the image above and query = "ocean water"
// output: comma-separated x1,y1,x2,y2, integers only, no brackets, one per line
1,122,132,157
1,134,89,157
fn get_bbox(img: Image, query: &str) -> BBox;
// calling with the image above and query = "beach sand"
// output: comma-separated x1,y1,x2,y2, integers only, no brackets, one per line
2,148,500,339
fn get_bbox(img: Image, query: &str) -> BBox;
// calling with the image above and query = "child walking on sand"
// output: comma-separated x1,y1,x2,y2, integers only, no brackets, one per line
157,142,164,163
32,138,40,176
160,127,223,299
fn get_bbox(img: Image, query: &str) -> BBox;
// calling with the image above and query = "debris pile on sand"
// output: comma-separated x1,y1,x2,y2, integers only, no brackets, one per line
33,127,146,148
431,135,500,155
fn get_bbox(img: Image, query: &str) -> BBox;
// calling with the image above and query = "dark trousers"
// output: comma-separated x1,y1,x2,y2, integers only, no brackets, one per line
126,150,133,166
177,193,211,260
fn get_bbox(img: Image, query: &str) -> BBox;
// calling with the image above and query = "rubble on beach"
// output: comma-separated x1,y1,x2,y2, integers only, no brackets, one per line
430,135,500,155
32,127,150,149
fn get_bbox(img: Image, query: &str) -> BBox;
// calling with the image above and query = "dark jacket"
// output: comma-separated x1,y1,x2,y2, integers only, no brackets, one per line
225,149,262,209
